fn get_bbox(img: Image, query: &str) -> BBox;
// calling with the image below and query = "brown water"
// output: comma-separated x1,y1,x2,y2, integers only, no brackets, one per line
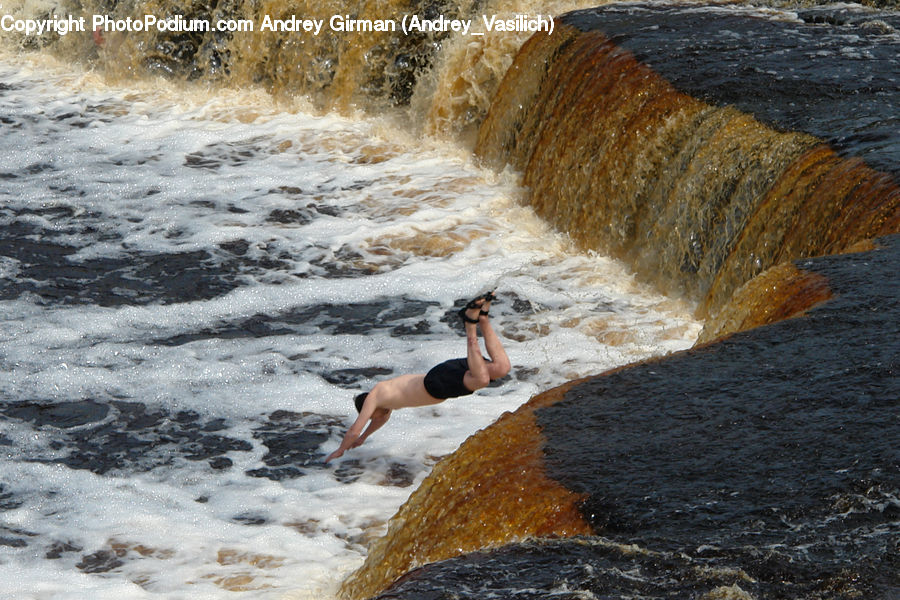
3,1,899,598
476,5,900,317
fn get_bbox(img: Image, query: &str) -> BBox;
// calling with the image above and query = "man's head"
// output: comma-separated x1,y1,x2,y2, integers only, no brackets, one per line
354,392,368,413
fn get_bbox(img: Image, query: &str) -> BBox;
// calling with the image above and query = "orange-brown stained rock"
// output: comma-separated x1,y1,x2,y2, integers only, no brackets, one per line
339,382,593,600
697,262,832,344
698,239,890,344
702,145,900,318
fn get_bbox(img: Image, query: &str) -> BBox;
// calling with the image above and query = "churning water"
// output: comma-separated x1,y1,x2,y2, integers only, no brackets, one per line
0,55,699,598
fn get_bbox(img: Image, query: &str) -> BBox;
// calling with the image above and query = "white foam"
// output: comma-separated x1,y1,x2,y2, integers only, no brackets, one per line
0,59,700,598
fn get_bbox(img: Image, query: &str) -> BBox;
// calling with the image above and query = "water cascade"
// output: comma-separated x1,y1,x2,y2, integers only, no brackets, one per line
476,6,899,318
342,3,900,598
39,0,585,137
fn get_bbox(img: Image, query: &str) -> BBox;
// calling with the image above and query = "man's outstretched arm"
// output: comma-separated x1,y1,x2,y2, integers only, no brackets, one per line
325,400,377,462
325,420,364,462
350,410,391,448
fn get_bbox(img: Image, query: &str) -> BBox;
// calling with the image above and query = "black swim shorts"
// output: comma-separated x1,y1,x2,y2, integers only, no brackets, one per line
423,358,474,400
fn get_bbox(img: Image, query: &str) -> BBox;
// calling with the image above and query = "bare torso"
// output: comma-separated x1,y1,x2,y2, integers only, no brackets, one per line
370,374,441,410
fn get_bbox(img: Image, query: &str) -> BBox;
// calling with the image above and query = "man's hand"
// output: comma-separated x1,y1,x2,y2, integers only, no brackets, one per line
325,399,389,463
324,433,355,463
325,425,363,463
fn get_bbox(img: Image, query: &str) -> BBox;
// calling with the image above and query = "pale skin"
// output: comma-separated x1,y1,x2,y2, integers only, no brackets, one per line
325,295,511,462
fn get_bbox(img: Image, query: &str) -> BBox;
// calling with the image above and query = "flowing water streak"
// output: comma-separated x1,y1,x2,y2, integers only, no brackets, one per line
0,54,700,598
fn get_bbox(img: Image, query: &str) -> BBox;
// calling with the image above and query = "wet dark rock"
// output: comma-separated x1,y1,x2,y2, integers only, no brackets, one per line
391,320,431,336
183,138,278,170
323,367,394,387
377,539,741,599
312,204,342,217
326,302,404,335
232,513,268,526
174,410,200,424
255,431,328,466
512,366,539,382
0,201,345,306
201,418,228,432
0,208,245,306
245,411,345,480
0,399,252,475
154,314,295,346
154,299,438,347
268,208,311,224
209,456,234,471
3,400,109,428
510,296,536,315
76,550,123,573
266,208,317,225
273,186,304,196
382,462,415,488
376,534,896,600
113,401,166,430
245,466,304,481
334,459,365,485
219,239,250,255
183,434,251,462
46,540,83,559
0,485,22,511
